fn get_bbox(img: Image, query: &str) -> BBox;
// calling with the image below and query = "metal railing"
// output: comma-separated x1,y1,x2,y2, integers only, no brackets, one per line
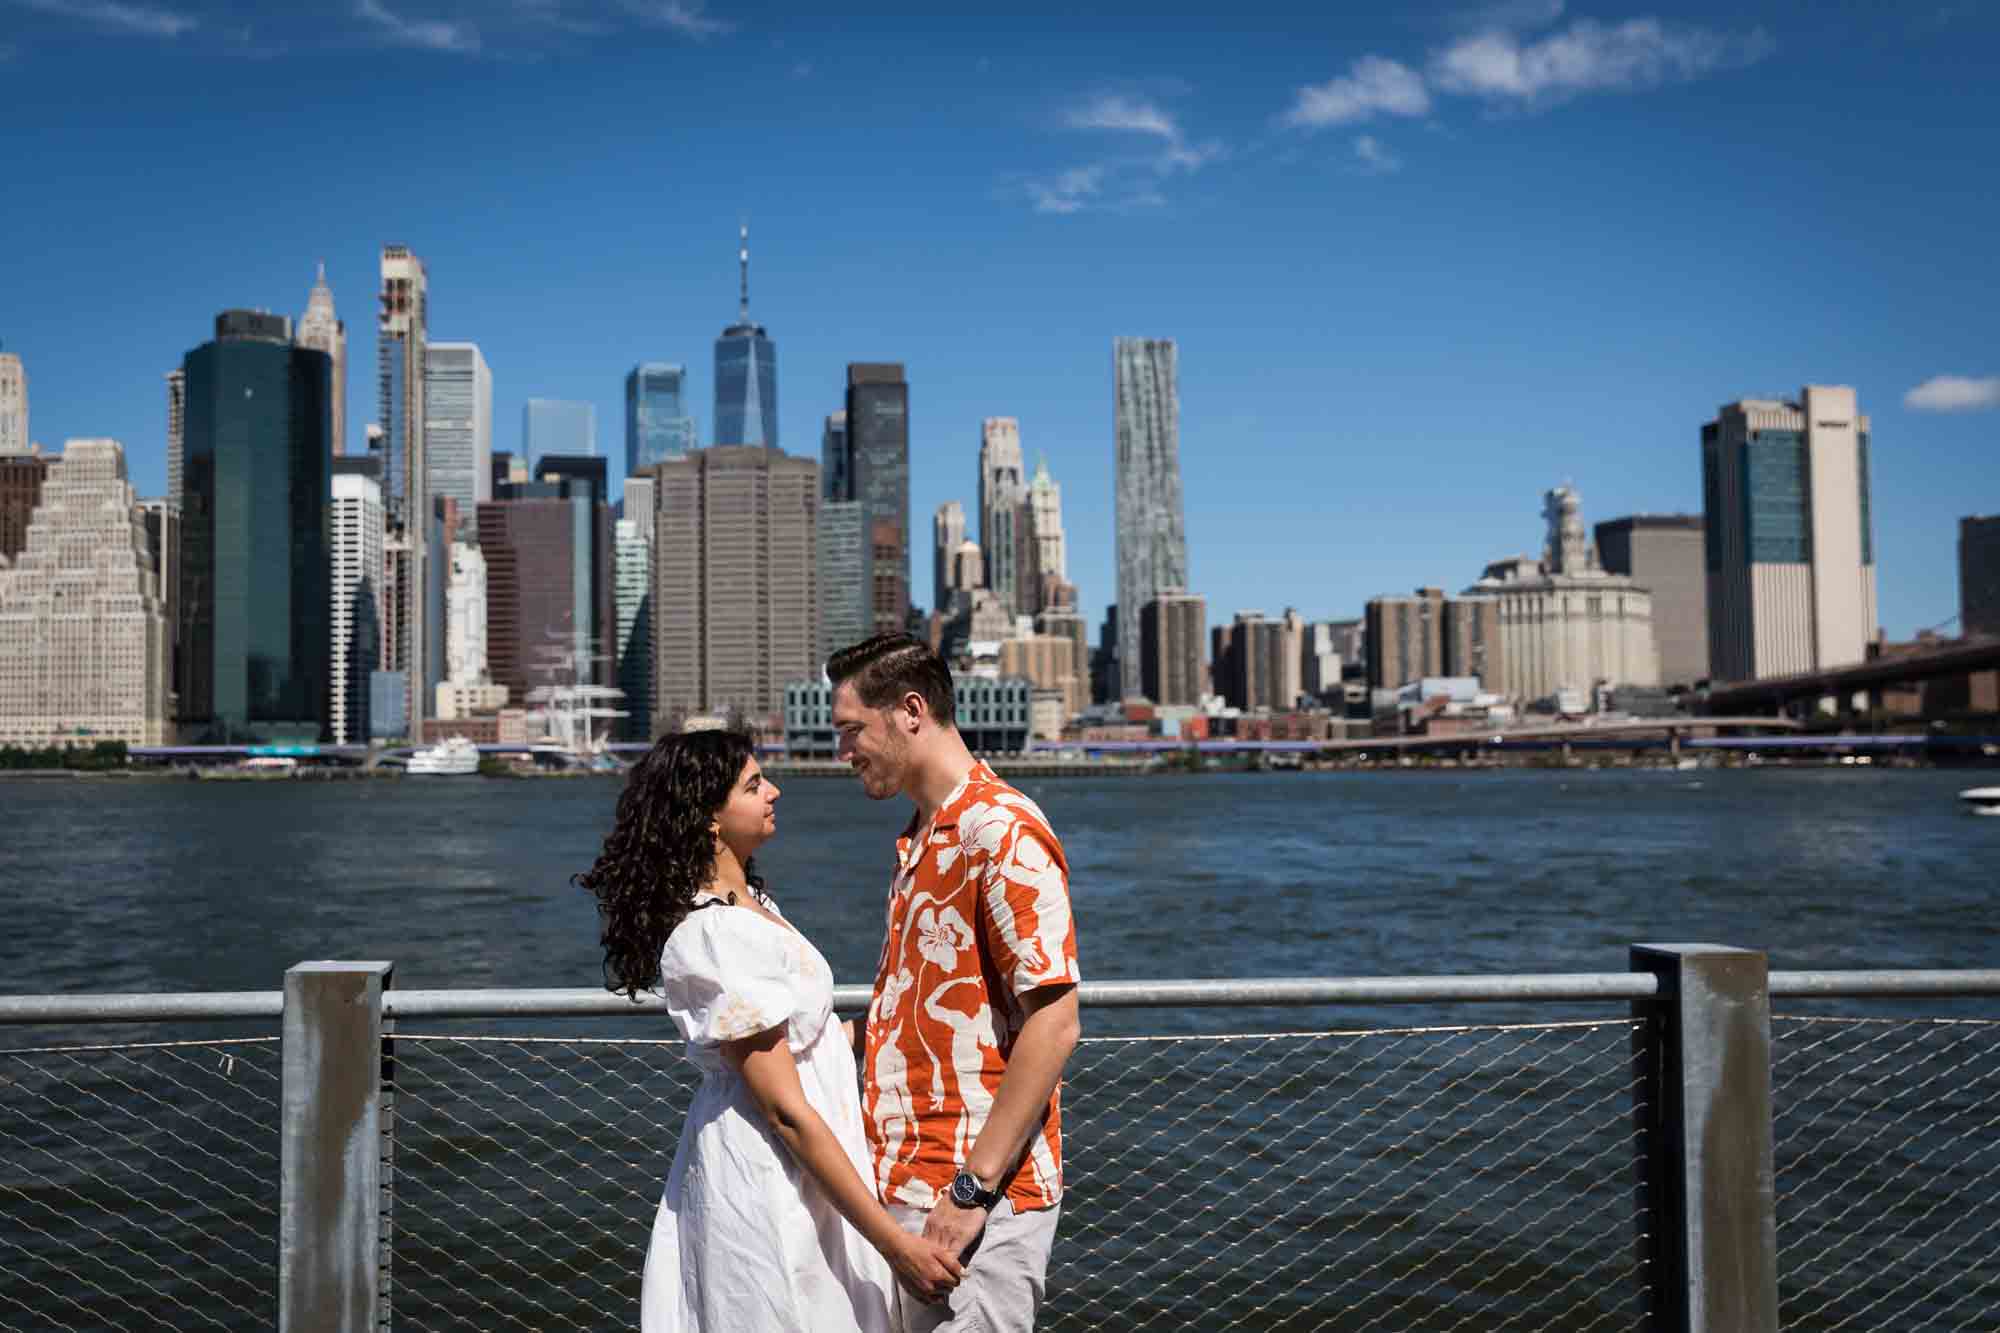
3,953,1999,1333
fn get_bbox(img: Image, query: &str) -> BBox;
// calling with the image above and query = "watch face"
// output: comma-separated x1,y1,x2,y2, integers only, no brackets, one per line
951,1173,979,1206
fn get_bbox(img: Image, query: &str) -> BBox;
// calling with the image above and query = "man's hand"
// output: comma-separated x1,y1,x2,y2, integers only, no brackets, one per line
885,1230,964,1303
922,1196,990,1260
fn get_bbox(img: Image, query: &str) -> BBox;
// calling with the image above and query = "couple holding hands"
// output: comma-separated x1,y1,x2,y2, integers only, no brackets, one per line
579,634,1082,1333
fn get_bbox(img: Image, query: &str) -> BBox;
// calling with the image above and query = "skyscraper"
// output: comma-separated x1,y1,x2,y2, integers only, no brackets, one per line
329,458,384,745
818,500,867,659
181,310,333,741
626,363,697,476
1024,454,1069,615
933,500,966,615
714,225,778,449
1963,515,2000,639
846,363,910,635
614,516,653,739
978,417,1026,615
818,409,867,653
524,398,596,457
0,440,168,746
477,492,614,705
425,342,493,518
164,369,185,514
378,245,432,730
1114,337,1188,700
653,446,818,724
377,246,428,525
0,350,27,456
1702,386,1876,682
294,263,346,456
821,411,849,502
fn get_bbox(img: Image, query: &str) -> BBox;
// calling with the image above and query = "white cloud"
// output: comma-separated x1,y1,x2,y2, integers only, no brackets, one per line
1066,94,1179,140
1432,18,1774,103
1353,134,1402,174
618,0,731,38
14,0,196,37
1905,375,2000,412
1060,91,1223,184
1282,55,1431,129
1026,165,1106,215
354,0,480,52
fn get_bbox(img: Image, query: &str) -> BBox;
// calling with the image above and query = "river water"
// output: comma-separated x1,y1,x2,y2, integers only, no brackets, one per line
3,765,1994,997
3,767,1995,1332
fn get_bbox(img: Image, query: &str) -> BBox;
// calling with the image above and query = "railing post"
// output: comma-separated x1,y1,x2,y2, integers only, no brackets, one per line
282,961,393,1333
1629,944,1777,1333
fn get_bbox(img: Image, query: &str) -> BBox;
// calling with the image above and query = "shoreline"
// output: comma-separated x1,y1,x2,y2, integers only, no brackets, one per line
5,754,1993,783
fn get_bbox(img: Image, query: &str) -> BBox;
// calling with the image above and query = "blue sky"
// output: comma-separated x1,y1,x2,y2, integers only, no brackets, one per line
3,0,1996,640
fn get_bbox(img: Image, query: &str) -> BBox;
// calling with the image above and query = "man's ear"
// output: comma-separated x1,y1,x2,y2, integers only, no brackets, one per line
897,690,927,734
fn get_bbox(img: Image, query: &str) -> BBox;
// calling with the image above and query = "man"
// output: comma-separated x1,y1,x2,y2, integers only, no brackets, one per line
828,633,1082,1333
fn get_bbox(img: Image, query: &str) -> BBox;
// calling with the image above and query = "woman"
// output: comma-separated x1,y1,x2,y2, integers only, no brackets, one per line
577,729,962,1333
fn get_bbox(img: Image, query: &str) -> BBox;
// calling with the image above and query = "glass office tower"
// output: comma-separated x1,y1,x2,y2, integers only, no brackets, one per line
713,225,777,448
626,362,697,474
180,310,333,742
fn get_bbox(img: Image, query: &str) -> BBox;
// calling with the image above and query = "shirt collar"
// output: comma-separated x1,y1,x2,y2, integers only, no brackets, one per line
896,759,999,847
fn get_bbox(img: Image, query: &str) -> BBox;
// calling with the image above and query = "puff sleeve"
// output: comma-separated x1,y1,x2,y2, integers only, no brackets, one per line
658,908,798,1049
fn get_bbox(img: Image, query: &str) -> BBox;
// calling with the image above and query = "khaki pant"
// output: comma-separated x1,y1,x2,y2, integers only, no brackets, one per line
888,1199,1061,1333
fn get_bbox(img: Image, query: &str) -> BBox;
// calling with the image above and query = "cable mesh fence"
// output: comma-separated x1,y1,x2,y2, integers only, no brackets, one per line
1771,1013,2000,1333
0,1035,281,1333
386,1018,1648,1333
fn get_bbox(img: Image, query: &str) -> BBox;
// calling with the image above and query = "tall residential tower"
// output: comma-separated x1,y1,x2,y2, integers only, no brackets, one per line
1113,337,1188,701
377,244,433,730
846,363,910,634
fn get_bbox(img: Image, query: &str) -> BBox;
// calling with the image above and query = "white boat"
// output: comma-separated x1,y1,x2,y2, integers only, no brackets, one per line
407,736,481,776
1959,787,2000,817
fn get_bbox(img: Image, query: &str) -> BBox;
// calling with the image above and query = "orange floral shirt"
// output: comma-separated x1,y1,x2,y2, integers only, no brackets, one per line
861,761,1081,1213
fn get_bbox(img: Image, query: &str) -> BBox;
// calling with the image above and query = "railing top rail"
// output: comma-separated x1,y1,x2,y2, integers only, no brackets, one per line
0,990,284,1024
1768,969,2000,998
7,968,2000,1026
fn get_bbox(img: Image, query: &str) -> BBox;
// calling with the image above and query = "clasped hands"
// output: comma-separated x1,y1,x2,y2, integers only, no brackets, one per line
891,1197,991,1303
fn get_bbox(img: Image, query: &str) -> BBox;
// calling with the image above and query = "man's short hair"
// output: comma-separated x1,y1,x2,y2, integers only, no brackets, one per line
826,634,957,728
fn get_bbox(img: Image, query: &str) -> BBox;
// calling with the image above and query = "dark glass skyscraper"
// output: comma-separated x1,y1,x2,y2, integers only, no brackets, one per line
626,362,696,476
180,310,333,742
844,363,910,635
714,226,778,448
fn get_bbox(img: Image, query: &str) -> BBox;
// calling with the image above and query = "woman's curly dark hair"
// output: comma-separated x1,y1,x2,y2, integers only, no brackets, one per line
575,728,766,999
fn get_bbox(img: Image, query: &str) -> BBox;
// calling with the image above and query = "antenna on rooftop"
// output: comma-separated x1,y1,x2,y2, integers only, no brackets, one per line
738,221,750,323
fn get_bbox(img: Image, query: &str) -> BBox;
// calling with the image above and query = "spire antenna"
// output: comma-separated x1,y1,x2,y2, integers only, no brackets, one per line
738,222,750,323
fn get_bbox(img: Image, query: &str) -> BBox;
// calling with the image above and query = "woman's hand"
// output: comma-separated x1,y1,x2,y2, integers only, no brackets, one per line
884,1229,964,1303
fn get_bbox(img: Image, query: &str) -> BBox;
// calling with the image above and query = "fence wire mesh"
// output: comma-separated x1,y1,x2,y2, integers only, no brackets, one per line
386,1018,1648,1333
0,1035,281,1333
1771,1013,2000,1333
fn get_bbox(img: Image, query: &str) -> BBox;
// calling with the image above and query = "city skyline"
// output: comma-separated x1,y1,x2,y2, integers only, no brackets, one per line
3,2,1995,641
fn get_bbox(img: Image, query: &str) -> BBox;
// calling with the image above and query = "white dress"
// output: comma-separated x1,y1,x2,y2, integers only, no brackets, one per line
642,895,896,1333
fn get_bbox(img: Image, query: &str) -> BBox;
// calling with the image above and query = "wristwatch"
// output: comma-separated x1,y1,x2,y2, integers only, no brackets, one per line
949,1170,1001,1211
